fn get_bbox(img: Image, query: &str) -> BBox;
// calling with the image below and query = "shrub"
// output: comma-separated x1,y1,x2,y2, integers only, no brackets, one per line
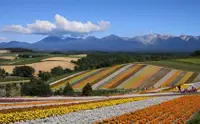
21,77,52,96
38,71,52,81
82,83,92,96
51,66,64,76
13,66,35,77
0,68,7,79
63,82,74,96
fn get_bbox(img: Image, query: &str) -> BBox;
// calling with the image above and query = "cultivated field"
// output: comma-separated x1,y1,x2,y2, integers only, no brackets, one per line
50,63,200,91
0,50,9,54
0,56,16,60
1,94,200,123
1,56,83,74
41,57,80,62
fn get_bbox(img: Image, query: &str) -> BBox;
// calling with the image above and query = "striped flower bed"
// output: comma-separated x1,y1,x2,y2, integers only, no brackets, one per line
118,65,161,89
50,63,200,91
185,72,199,84
161,70,182,87
153,70,176,88
71,68,105,87
169,71,187,86
176,72,194,85
95,95,200,124
193,73,200,82
0,97,148,123
51,69,104,90
92,64,133,89
73,65,122,89
50,71,88,90
139,68,171,89
102,64,145,89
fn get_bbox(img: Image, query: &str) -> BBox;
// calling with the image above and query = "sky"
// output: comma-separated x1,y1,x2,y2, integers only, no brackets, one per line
0,0,200,43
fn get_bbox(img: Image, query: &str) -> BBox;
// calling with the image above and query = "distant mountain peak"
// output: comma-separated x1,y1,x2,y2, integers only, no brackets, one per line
180,35,199,41
132,33,174,44
85,36,98,40
40,36,62,42
102,34,122,40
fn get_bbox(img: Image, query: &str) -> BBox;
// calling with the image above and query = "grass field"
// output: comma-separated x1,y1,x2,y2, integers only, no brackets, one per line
0,76,29,82
177,58,200,65
141,60,200,72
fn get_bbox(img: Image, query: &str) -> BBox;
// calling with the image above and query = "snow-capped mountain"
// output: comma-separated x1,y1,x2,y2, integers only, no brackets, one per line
0,34,200,52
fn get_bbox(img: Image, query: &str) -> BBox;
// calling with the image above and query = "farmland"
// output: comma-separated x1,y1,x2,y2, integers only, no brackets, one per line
1,51,200,123
141,60,200,72
51,63,200,91
0,51,85,74
0,94,200,123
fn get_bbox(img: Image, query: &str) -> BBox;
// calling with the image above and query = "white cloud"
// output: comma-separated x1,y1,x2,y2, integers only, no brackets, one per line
1,14,111,37
0,37,7,41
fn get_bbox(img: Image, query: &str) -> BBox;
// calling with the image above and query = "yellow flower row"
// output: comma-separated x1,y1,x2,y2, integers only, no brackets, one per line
0,97,148,123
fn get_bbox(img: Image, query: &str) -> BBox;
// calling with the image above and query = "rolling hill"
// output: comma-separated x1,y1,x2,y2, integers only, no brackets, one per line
50,63,200,91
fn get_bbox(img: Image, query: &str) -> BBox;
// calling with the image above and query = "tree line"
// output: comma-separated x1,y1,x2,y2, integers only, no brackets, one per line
73,52,189,71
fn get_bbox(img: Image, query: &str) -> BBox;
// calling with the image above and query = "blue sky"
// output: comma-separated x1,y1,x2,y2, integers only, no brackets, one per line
0,0,200,43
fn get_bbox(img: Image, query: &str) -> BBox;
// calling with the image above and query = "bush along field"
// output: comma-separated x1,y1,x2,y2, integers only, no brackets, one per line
50,63,200,92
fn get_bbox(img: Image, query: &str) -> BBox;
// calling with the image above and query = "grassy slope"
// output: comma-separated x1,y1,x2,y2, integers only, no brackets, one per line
46,72,77,84
177,58,200,65
0,76,29,82
141,60,200,72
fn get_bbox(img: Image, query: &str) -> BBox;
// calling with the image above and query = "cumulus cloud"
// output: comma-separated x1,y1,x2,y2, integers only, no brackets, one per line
1,14,111,37
0,37,7,41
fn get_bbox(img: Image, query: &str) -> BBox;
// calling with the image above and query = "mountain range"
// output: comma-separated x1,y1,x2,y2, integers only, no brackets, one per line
1,34,200,52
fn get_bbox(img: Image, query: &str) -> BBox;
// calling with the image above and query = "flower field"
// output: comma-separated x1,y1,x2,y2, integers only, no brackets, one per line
72,65,123,89
1,95,200,123
102,64,145,89
0,97,148,123
95,95,200,124
50,63,200,90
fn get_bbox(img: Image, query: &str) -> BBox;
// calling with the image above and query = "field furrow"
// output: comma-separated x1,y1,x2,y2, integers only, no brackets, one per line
139,68,171,89
102,64,145,89
92,64,133,89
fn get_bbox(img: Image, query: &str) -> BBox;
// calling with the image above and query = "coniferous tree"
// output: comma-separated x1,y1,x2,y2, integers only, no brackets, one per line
82,83,92,96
